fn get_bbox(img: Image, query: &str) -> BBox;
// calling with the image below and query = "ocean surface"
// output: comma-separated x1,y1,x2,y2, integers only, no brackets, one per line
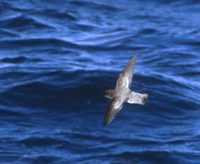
0,0,200,163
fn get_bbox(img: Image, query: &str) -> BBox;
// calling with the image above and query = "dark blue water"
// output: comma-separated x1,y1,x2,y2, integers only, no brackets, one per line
0,0,200,163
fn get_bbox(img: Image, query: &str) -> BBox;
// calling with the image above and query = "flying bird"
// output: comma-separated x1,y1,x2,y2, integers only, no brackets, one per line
104,55,148,126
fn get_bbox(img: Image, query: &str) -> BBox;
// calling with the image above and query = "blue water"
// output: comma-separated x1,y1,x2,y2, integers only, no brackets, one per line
0,0,200,163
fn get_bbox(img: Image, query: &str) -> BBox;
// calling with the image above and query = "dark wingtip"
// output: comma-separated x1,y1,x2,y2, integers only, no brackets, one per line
103,122,107,127
103,117,112,127
103,119,109,127
133,54,138,61
142,94,148,105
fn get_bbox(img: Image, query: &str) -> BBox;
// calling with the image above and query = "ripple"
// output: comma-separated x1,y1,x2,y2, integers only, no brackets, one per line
70,0,119,12
19,155,62,164
0,106,25,116
0,0,200,163
35,9,78,21
18,136,62,147
0,29,18,38
0,56,43,64
0,15,53,30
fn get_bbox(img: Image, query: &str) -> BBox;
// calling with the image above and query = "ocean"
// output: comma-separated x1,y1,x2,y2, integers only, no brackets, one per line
0,0,200,163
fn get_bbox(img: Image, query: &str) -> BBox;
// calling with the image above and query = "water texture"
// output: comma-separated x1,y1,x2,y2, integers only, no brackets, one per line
0,0,200,163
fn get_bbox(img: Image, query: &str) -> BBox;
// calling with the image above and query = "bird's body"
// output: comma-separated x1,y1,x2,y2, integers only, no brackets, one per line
104,55,148,126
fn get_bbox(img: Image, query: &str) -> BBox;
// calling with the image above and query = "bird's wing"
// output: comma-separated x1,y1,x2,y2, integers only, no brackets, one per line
122,55,137,87
115,73,129,89
103,98,124,126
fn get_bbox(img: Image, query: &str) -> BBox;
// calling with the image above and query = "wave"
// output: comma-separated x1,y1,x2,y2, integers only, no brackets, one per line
0,29,19,38
0,37,149,51
35,9,78,21
0,0,200,163
0,15,53,30
69,0,119,12
0,69,198,113
0,56,43,64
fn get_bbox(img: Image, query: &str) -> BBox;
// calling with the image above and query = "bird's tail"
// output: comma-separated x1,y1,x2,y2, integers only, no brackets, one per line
127,91,148,105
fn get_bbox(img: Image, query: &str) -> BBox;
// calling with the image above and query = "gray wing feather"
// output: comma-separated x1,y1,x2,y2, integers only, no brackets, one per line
103,98,124,126
115,55,137,89
123,55,137,87
115,73,129,89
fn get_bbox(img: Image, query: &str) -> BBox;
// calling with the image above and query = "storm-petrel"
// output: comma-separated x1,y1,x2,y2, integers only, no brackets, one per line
104,55,148,126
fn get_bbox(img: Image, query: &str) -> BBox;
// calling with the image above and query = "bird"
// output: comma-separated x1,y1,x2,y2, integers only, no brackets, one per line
103,55,148,126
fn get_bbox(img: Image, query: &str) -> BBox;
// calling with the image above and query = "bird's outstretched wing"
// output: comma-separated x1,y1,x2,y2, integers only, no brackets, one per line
103,98,124,126
115,55,137,89
122,55,137,87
